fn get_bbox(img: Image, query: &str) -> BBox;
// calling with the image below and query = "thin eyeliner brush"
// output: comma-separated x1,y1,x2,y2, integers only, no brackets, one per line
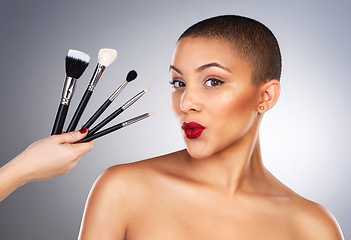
86,87,150,136
51,49,90,135
81,70,138,130
77,112,153,143
66,48,117,132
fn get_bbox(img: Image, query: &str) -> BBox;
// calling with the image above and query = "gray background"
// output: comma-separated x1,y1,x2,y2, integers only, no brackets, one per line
0,0,350,239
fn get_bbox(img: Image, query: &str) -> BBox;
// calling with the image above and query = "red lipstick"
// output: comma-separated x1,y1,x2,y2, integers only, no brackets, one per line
181,122,205,139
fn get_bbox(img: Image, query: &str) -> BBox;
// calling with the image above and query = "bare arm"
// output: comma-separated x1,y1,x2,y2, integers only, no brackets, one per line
0,130,93,202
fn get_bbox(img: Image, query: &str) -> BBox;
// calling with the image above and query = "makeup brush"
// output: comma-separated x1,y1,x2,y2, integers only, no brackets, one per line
81,70,139,130
76,112,153,143
51,49,90,135
85,87,150,136
66,48,117,132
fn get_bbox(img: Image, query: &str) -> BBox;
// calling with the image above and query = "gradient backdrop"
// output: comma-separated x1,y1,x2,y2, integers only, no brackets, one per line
0,0,350,239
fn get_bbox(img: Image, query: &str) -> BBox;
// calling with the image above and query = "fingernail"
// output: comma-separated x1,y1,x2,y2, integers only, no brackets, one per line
79,128,88,134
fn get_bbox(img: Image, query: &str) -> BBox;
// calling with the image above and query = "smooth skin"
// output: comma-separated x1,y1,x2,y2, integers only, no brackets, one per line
79,37,344,239
0,129,93,202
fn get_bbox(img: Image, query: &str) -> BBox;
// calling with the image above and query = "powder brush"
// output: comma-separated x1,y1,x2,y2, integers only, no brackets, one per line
66,48,117,132
51,49,90,135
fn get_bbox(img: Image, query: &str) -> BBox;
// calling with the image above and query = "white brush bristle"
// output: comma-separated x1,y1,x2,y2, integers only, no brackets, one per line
98,48,117,67
67,49,90,63
144,87,150,92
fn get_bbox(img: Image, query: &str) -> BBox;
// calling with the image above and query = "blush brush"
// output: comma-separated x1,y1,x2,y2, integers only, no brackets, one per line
51,49,90,135
66,48,117,132
85,87,150,136
81,70,138,130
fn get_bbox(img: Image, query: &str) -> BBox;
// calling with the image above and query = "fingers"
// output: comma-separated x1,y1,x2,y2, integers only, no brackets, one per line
72,140,94,157
46,129,94,160
70,129,94,156
54,129,89,144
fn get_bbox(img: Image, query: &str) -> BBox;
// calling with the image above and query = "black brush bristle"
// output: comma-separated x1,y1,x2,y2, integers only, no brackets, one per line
126,70,137,82
65,50,90,79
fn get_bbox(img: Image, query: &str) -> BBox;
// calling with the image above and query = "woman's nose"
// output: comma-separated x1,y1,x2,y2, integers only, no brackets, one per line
180,87,202,113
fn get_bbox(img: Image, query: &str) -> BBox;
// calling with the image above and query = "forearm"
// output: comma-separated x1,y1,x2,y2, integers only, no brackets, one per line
0,157,29,202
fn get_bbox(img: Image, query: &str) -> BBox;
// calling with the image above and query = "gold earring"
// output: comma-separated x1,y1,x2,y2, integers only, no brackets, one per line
260,106,264,110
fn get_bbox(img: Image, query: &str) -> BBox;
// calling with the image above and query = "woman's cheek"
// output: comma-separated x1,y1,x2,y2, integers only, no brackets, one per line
171,91,182,117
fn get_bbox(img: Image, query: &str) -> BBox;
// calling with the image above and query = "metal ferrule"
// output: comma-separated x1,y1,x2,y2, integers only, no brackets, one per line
108,81,128,101
60,76,77,105
122,113,150,127
121,90,146,110
88,63,106,91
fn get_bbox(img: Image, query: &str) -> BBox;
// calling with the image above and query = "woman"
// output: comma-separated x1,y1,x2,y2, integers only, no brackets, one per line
78,15,344,239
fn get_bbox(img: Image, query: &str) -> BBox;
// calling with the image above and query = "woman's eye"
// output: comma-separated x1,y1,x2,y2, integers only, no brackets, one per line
204,78,224,87
169,80,186,88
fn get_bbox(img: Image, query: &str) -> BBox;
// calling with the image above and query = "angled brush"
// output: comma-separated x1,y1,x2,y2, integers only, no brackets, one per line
81,70,138,130
51,49,90,135
66,48,117,132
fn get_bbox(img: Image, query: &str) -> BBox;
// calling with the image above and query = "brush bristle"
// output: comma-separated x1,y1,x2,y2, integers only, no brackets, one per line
126,70,137,82
66,49,90,79
98,48,117,67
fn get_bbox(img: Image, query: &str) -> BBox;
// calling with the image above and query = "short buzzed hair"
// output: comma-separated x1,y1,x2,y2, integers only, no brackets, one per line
178,15,282,84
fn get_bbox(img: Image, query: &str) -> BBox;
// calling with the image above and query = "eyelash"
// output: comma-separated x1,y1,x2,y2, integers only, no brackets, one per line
169,78,224,88
204,78,224,87
169,80,185,88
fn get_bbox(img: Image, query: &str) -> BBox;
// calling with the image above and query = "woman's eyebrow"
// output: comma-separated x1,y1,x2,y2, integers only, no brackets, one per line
196,62,232,73
169,62,231,74
169,65,183,75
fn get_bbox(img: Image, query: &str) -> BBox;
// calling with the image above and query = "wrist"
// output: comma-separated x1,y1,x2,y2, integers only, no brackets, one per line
5,156,32,186
0,157,31,202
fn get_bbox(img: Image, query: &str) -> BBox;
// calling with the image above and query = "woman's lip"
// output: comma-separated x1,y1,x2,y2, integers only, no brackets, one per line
181,122,205,139
182,122,205,129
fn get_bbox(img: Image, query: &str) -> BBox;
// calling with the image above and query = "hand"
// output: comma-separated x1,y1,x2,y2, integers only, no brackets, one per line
0,129,93,202
11,129,94,182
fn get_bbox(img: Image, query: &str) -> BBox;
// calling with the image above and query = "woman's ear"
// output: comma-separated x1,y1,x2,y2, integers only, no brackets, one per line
258,79,280,113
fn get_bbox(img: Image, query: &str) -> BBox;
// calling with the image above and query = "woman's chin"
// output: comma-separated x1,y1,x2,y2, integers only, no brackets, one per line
183,135,220,160
185,146,212,160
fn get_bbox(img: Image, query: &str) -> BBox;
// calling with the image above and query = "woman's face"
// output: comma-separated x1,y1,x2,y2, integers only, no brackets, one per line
170,37,263,159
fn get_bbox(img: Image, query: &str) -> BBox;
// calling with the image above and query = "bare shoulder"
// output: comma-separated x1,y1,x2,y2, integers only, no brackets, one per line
89,150,183,200
84,149,187,210
290,195,344,239
255,172,344,239
79,151,184,240
101,149,186,182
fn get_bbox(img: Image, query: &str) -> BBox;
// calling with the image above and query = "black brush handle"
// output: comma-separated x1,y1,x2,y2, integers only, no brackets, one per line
77,123,123,143
87,107,124,136
66,89,92,132
81,99,112,130
51,104,69,135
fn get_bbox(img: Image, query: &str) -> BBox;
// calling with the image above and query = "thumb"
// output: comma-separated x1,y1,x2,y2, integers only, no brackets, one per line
56,128,89,144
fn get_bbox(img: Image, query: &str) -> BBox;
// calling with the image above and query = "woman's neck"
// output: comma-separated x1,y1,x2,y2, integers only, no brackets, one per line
184,124,267,194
